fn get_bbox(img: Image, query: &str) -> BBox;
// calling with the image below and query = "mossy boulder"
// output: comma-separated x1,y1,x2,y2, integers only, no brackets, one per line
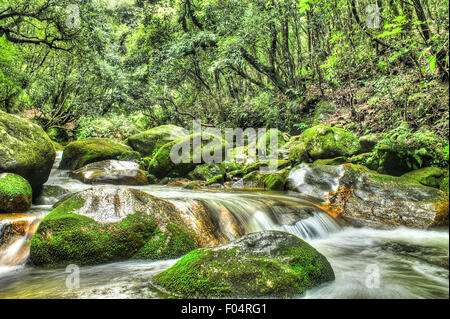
142,133,229,178
46,126,70,144
59,138,134,170
288,141,310,163
359,135,378,153
188,163,226,181
287,163,449,229
69,160,148,186
0,173,32,213
0,110,56,190
30,187,197,266
401,167,446,188
152,231,335,298
127,125,188,157
298,125,361,160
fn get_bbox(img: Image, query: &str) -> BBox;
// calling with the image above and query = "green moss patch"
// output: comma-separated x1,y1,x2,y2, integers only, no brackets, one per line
30,196,196,266
153,231,334,298
0,173,32,213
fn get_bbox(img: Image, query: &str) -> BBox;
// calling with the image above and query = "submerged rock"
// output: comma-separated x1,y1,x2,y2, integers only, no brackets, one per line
34,185,73,206
287,164,449,229
0,173,32,213
152,231,335,298
0,110,55,191
69,160,148,186
30,187,197,266
59,138,134,170
127,125,188,157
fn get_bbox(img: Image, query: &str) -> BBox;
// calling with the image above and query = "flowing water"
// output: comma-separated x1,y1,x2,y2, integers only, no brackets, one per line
0,152,448,299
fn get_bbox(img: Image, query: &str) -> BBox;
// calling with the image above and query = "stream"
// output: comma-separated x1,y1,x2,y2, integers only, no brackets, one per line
0,152,448,299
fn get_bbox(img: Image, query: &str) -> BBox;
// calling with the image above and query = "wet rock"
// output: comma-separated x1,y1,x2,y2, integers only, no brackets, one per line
34,185,72,206
287,164,449,229
0,173,32,213
0,110,56,191
69,160,148,186
152,231,335,298
127,125,188,157
59,138,134,170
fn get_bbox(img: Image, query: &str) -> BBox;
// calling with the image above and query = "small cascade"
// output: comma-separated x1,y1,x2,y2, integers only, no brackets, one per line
282,212,341,241
0,213,42,269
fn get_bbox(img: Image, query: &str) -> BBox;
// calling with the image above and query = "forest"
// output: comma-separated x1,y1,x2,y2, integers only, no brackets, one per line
0,0,449,299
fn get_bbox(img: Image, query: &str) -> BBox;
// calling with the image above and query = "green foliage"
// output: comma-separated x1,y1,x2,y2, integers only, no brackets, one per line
76,113,153,140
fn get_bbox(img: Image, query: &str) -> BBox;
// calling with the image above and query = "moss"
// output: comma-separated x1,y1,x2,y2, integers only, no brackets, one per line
30,196,196,266
288,142,310,164
256,129,288,157
118,151,141,161
299,125,361,160
373,126,448,176
0,173,32,213
183,182,200,189
349,152,379,170
264,174,285,191
144,133,228,178
188,163,226,181
440,177,449,196
0,110,56,190
59,138,133,170
313,156,349,166
153,234,334,298
127,125,187,157
401,167,446,188
205,175,224,186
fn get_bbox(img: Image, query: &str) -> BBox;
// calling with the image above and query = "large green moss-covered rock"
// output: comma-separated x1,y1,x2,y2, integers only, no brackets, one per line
142,133,229,178
152,231,335,298
0,111,56,190
30,187,197,266
298,125,361,160
0,173,32,213
127,125,188,157
59,138,134,170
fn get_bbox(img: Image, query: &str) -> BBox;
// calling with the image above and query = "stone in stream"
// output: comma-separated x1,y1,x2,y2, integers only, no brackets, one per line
29,187,247,266
0,110,56,191
287,164,449,229
69,160,148,186
34,185,73,206
0,173,32,213
152,230,335,298
59,137,135,170
127,125,188,157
